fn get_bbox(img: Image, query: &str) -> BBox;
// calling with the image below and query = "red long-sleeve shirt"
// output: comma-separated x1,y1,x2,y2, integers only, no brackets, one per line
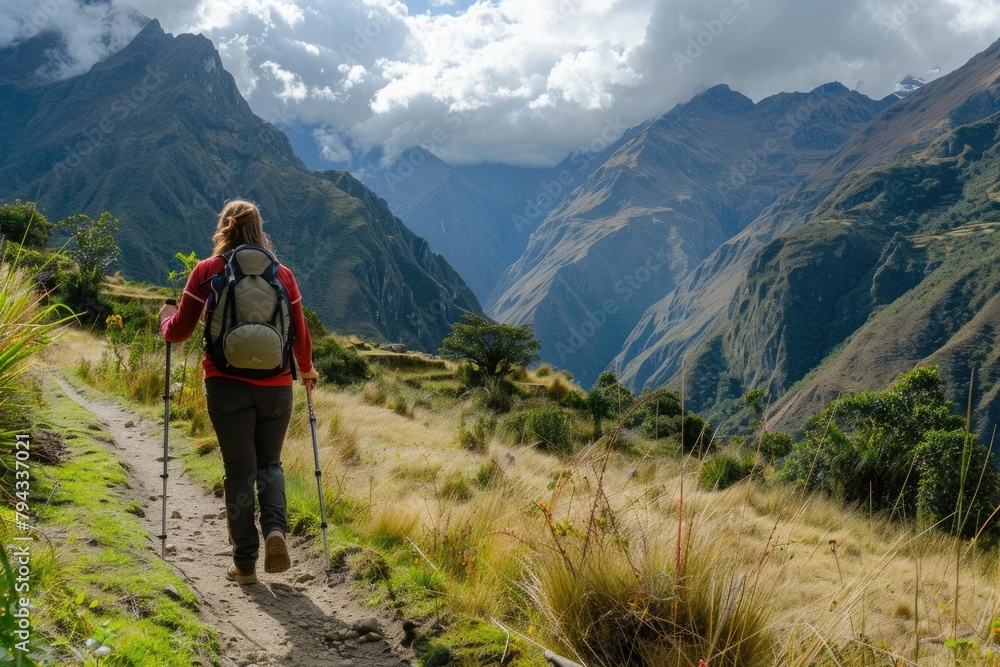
160,255,314,386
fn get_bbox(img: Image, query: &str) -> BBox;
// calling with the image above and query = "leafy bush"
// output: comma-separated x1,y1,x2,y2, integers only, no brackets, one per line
469,375,521,413
587,371,633,438
627,388,683,430
302,306,328,341
758,432,792,461
699,453,755,491
314,337,371,387
459,415,497,453
0,200,52,249
502,408,571,453
778,366,970,523
916,429,1000,538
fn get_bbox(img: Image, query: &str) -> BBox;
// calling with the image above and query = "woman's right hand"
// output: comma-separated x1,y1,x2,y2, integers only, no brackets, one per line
300,366,319,389
158,303,178,323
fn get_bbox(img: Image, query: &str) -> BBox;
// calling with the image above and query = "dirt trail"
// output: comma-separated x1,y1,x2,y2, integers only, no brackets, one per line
53,375,415,667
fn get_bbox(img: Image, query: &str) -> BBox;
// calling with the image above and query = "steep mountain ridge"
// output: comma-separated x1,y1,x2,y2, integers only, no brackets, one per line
355,147,512,301
759,114,1000,438
490,83,888,387
0,19,481,350
616,37,1000,394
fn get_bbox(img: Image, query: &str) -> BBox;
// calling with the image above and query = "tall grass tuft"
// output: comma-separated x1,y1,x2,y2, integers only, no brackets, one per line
523,396,774,666
0,252,75,497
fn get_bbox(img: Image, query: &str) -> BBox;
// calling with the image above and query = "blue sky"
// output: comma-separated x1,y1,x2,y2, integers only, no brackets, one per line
404,0,479,15
4,0,1000,167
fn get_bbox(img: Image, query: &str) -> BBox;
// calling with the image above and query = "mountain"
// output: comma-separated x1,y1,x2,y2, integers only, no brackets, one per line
759,113,1000,440
615,37,1000,433
353,147,512,301
0,19,481,351
488,82,889,387
350,127,643,302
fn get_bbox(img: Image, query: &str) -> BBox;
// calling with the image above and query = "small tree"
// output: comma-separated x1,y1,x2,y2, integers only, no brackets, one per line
440,314,540,386
587,371,634,439
0,200,53,249
61,212,121,284
58,212,121,320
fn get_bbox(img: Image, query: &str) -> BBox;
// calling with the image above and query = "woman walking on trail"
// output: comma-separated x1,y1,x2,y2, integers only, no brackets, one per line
159,199,320,585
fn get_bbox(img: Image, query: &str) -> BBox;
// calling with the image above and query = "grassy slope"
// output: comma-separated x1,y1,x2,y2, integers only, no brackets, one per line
41,315,1000,665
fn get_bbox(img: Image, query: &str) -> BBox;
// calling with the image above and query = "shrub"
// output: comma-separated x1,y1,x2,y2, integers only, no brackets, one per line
314,337,371,386
916,429,1000,538
474,460,503,488
459,415,497,453
0,200,53,249
627,388,683,431
758,431,792,461
535,364,553,377
502,408,571,454
779,366,966,518
302,306,327,341
699,453,755,491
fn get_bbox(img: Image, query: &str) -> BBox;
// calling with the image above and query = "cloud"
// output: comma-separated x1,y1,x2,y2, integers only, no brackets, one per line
4,0,1000,167
2,0,147,79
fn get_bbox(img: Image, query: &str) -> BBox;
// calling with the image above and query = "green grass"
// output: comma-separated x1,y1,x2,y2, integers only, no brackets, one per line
0,375,218,666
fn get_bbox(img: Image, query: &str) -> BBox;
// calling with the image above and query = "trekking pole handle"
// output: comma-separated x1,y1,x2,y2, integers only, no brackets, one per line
165,298,177,306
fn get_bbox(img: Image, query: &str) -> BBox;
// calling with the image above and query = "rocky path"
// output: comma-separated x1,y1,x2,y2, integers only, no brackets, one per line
54,376,415,667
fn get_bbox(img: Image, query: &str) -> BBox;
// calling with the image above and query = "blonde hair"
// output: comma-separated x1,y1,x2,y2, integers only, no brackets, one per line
211,199,273,255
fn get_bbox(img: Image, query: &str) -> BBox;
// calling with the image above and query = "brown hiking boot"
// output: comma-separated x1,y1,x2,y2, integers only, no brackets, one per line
264,531,291,573
226,563,258,585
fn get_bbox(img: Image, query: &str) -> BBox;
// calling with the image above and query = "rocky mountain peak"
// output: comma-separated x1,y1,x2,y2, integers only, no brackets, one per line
683,84,755,115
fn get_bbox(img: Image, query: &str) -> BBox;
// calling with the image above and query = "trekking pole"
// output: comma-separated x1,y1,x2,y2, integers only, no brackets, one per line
158,298,176,560
305,381,333,576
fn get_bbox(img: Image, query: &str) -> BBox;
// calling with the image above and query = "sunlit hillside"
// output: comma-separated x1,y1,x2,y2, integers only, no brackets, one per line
44,315,1000,666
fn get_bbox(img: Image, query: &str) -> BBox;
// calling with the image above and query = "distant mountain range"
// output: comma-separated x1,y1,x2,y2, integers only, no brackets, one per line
320,36,1000,439
7,12,1000,439
0,19,481,351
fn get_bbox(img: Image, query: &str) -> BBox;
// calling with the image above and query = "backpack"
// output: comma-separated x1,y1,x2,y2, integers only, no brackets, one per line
204,245,296,379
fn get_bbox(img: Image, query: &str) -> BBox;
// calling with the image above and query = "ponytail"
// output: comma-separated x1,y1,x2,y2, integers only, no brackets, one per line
212,200,272,255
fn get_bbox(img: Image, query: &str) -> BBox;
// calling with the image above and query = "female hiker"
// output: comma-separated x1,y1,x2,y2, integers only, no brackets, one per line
159,199,320,585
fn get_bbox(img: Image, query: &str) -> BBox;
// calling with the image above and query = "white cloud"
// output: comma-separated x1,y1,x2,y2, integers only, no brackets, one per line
4,0,1000,167
313,126,353,162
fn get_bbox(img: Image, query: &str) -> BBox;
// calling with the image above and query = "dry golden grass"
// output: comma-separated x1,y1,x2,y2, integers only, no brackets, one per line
287,381,1000,664
38,325,106,367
